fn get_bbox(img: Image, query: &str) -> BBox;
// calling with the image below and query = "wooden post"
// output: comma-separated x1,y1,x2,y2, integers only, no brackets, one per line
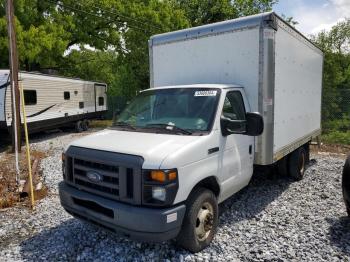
6,0,22,155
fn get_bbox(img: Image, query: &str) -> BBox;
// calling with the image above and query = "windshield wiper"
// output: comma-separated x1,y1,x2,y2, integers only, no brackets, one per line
113,121,136,130
145,123,192,135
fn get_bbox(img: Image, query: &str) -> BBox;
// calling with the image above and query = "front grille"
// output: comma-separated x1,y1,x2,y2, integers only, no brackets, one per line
73,158,121,199
65,146,143,205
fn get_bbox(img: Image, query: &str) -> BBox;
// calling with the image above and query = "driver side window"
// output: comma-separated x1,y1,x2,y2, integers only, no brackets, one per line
222,91,246,120
222,91,246,133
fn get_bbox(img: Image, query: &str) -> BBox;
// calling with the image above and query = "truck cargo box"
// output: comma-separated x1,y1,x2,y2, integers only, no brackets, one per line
149,12,323,165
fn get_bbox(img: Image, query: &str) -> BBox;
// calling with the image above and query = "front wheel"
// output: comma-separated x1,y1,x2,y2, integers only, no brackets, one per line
176,188,218,253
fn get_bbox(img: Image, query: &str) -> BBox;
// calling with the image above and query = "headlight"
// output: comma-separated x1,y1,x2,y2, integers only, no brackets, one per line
152,187,166,201
142,169,179,206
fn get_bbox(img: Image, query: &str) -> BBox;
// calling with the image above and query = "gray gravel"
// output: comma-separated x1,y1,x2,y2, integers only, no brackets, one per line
1,130,350,261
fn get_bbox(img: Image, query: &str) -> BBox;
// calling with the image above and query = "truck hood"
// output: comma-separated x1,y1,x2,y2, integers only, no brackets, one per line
68,129,202,169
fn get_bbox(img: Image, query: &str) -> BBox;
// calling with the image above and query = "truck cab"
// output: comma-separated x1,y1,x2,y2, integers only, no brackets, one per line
59,84,263,252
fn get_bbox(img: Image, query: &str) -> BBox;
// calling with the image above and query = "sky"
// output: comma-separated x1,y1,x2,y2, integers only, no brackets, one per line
274,0,350,36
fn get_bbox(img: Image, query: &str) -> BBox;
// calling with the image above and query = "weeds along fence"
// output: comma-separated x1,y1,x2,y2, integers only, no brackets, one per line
106,96,128,120
322,89,350,144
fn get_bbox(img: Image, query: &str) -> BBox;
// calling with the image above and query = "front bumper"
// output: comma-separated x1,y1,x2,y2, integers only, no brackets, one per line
59,182,186,242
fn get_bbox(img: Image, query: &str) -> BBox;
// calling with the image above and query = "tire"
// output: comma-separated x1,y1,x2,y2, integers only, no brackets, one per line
82,120,89,131
75,121,83,133
342,156,350,217
304,144,310,165
176,188,218,253
277,156,289,177
288,147,307,181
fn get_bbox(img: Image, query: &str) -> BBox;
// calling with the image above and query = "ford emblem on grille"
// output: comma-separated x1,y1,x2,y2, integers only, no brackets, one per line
86,171,102,183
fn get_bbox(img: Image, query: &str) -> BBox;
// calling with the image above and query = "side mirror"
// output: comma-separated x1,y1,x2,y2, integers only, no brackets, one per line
220,112,264,137
220,116,246,136
246,112,264,136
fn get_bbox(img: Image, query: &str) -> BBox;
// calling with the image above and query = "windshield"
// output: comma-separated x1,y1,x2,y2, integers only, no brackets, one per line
114,88,221,134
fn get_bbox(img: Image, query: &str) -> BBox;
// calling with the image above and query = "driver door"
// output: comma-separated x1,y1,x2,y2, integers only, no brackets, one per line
218,90,254,200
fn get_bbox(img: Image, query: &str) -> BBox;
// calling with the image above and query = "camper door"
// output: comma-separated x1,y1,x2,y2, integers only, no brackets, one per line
95,84,107,112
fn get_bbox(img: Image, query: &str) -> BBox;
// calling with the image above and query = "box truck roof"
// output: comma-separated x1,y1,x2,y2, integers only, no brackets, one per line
150,12,322,54
149,84,242,91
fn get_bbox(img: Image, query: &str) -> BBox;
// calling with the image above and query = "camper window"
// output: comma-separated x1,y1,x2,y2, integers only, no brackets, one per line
64,92,70,100
98,97,104,106
24,90,37,105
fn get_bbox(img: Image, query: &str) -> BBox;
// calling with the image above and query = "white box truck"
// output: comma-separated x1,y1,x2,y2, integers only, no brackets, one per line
59,12,323,252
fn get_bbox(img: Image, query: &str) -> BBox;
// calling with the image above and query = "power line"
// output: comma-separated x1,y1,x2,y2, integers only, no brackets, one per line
44,0,159,34
75,1,163,31
54,0,150,33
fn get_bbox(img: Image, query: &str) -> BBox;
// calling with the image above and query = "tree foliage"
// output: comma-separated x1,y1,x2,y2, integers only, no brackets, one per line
173,0,276,26
0,0,276,102
311,19,350,125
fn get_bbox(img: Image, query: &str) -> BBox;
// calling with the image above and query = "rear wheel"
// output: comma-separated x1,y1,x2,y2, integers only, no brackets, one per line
82,120,89,131
277,156,289,177
75,121,83,133
176,188,218,253
288,147,307,181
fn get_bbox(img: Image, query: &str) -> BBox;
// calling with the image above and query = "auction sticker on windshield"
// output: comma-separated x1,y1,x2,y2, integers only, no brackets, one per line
194,90,217,97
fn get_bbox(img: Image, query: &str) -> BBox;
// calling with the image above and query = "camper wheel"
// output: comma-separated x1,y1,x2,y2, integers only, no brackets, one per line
82,120,89,131
75,121,83,133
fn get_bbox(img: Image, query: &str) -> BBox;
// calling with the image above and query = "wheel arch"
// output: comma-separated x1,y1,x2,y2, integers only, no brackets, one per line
188,176,221,199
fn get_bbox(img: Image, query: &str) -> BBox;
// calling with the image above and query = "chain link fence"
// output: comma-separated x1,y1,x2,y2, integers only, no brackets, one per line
322,89,350,144
106,96,128,121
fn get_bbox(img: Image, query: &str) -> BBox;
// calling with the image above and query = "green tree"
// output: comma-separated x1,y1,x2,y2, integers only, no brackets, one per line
0,0,189,98
0,0,279,105
0,0,71,70
311,19,350,127
174,0,276,26
62,0,189,98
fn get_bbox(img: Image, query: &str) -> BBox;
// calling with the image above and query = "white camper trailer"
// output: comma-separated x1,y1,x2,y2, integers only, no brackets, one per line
0,70,107,133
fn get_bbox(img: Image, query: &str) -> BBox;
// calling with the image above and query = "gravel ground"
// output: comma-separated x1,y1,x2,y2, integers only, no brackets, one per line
0,130,350,261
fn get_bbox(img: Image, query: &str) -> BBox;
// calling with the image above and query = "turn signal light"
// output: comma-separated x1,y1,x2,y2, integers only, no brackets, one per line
168,171,177,181
150,170,177,183
151,170,166,182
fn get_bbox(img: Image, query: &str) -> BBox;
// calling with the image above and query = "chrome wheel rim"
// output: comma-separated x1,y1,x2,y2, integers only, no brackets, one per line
195,202,214,241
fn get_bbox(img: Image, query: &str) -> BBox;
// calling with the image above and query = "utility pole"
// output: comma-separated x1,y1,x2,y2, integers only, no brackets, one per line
6,0,21,155
6,0,21,184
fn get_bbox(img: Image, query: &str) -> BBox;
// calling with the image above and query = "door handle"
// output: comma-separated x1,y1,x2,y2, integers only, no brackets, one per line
208,147,219,155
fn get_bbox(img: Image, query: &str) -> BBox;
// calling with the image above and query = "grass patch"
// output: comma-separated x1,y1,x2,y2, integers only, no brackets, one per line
89,120,113,128
322,131,350,145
